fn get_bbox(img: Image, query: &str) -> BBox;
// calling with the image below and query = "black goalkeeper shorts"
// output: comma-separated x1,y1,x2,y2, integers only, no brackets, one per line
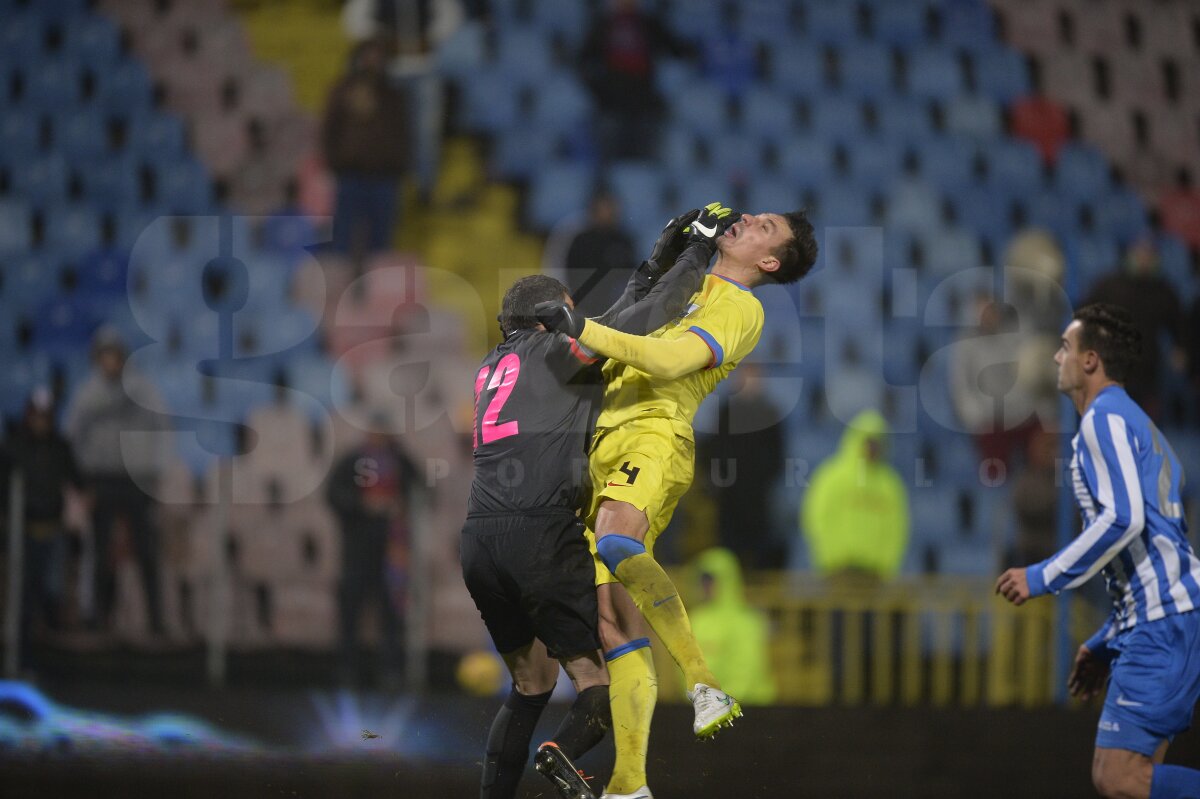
460,510,600,660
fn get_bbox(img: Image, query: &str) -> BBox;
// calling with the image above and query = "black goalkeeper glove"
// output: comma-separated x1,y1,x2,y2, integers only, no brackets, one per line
641,208,701,279
683,201,737,255
534,300,587,339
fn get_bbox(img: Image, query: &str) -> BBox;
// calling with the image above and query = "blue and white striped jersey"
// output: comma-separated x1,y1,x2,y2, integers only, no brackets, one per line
1027,386,1198,644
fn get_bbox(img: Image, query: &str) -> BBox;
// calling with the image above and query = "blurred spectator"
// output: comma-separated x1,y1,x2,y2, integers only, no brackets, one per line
801,411,909,585
0,388,83,671
700,363,785,569
321,37,411,263
563,192,637,317
1010,428,1061,565
1010,94,1070,164
951,293,1039,465
1083,236,1186,420
687,548,777,705
1188,297,1200,406
64,327,167,637
1002,228,1067,334
1159,169,1200,251
326,425,418,688
579,0,692,161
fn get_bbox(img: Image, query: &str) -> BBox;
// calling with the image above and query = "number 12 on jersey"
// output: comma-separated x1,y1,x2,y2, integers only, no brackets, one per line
474,353,521,449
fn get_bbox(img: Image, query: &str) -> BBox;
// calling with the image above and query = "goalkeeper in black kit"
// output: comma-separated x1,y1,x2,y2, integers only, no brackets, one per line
462,207,730,799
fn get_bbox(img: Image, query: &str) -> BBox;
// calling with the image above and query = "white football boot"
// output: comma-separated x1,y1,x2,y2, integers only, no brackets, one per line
600,786,653,799
688,683,743,738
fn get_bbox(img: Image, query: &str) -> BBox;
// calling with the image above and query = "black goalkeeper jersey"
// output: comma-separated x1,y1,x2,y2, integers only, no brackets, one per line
467,329,602,515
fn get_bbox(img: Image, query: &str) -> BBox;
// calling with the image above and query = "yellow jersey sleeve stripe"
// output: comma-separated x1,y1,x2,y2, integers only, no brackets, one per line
687,326,723,369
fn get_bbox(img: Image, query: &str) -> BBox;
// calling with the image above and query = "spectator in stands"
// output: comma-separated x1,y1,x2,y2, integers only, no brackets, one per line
1159,168,1200,251
579,0,692,161
64,327,167,638
562,191,637,317
1010,94,1071,165
801,410,909,586
699,363,786,569
326,423,418,688
321,36,411,263
1084,236,1186,420
951,292,1040,466
1011,428,1062,566
687,547,777,705
0,388,83,671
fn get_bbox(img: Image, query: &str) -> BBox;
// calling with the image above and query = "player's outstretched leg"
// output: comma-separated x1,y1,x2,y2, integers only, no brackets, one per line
597,534,741,737
535,742,596,799
481,687,553,799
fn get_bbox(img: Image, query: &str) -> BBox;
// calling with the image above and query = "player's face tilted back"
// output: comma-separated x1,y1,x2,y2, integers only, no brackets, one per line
714,209,818,287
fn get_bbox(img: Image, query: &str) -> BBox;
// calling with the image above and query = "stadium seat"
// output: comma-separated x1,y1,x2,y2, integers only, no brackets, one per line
937,1,996,48
945,94,1002,140
1039,52,1093,106
924,227,983,278
529,73,593,134
885,179,944,234
734,0,799,44
666,0,723,41
0,199,33,254
835,41,894,99
705,131,765,178
434,20,486,79
743,178,804,216
22,59,85,111
527,162,594,231
64,14,122,67
740,87,799,144
32,295,98,357
984,139,1044,195
660,126,701,176
766,43,828,98
492,126,561,181
531,0,588,48
673,173,735,211
606,161,669,230
285,354,352,420
495,26,553,82
971,47,1031,104
53,109,112,163
904,48,964,101
809,93,865,139
152,158,215,214
0,112,41,158
868,0,928,48
951,184,1014,248
803,0,861,44
8,153,71,204
812,184,874,228
843,136,907,190
1091,187,1149,245
1053,144,1113,202
43,204,104,257
125,112,187,158
670,82,732,136
0,13,46,66
875,97,934,139
459,69,522,133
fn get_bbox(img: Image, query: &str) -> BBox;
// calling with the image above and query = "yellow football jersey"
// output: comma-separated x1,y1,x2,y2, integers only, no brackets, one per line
596,273,764,441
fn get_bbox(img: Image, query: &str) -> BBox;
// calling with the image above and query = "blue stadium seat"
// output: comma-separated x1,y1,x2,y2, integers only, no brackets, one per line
869,0,928,47
112,205,160,252
734,0,798,44
844,136,907,189
285,354,352,419
530,74,593,134
459,69,522,133
885,179,944,233
1092,187,1149,246
836,41,894,99
64,14,121,67
740,87,798,144
492,126,560,181
0,199,33,254
875,97,933,139
1,355,54,419
2,254,58,310
495,26,553,82
669,82,731,136
1065,232,1121,278
984,139,1044,195
1053,144,1113,202
78,248,129,297
705,131,765,178
531,0,588,47
0,113,40,158
938,1,997,48
666,0,723,41
905,48,963,100
660,126,700,175
924,227,983,277
95,60,155,114
673,173,734,210
945,94,1002,139
812,185,874,228
654,57,692,99
972,47,1031,104
607,161,669,231
153,159,214,214
125,113,186,158
803,0,861,44
767,43,828,97
527,162,594,230
434,21,486,79
777,137,836,186
32,295,98,357
43,204,103,257
744,178,804,215
917,135,976,191
1022,190,1076,238
8,153,71,204
53,109,111,163
1157,234,1195,296
952,184,1014,247
0,14,45,66
809,93,864,139
910,486,963,542
22,59,84,111
81,156,142,207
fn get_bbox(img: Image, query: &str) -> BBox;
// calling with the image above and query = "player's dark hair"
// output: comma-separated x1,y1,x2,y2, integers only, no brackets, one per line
766,210,818,285
500,275,570,336
1073,303,1142,383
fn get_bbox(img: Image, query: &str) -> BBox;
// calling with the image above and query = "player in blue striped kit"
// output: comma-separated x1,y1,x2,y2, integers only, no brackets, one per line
996,304,1200,799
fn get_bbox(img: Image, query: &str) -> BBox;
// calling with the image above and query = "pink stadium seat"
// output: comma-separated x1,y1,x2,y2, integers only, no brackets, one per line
1138,2,1199,59
1079,101,1137,156
191,113,251,178
1108,55,1165,106
1039,52,1094,105
1147,108,1200,167
1072,8,1125,54
994,1,1061,56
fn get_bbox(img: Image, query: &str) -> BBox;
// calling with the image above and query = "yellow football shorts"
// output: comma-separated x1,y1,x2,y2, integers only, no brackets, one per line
584,417,695,586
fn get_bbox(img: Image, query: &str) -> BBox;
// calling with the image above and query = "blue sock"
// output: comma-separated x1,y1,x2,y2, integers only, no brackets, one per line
1151,765,1200,799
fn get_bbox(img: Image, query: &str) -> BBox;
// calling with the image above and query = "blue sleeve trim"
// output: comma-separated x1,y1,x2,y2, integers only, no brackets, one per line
688,326,723,369
596,534,646,573
1026,563,1048,597
605,637,652,662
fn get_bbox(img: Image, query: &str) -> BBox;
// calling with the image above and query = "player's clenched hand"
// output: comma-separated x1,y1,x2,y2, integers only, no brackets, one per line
994,567,1031,606
643,208,701,277
1067,644,1109,701
534,300,586,339
684,202,736,254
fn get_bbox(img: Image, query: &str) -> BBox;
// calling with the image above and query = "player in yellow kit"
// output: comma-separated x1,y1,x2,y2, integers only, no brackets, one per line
537,203,818,799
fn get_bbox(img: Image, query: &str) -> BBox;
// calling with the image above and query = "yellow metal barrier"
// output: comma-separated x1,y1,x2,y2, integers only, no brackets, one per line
651,572,1102,708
